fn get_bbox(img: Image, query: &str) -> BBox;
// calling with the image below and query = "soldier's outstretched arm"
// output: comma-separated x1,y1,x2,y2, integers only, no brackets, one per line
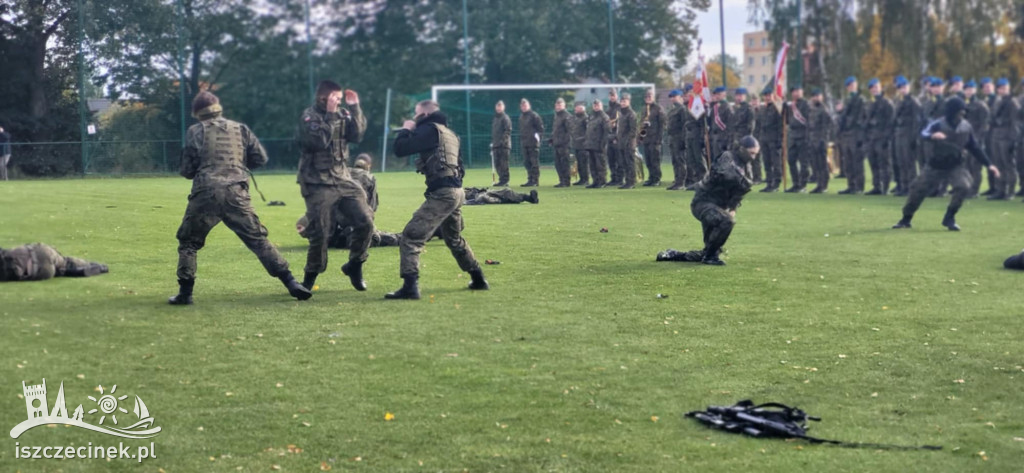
393,126,439,157
344,103,367,144
179,127,201,179
242,125,269,170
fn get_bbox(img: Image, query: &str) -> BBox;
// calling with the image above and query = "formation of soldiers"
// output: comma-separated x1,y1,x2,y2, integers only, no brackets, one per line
489,75,1024,203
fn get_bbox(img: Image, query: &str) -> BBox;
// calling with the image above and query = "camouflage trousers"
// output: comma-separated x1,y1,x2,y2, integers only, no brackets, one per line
669,137,687,186
584,149,608,185
3,243,95,281
301,182,375,274
840,133,865,192
554,145,572,186
642,142,663,183
691,201,736,257
990,134,1017,197
619,144,638,185
176,183,289,280
787,135,811,189
867,136,893,193
399,187,480,277
893,130,919,191
492,147,511,185
607,143,622,183
809,140,830,190
574,148,590,183
760,140,783,189
467,188,529,205
901,165,972,218
685,137,708,186
522,146,540,184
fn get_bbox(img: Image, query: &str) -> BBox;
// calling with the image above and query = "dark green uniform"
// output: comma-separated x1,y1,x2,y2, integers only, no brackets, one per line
519,109,544,185
584,109,611,187
570,110,589,185
176,111,292,282
393,112,481,279
296,168,398,249
640,102,666,184
989,95,1019,199
785,98,812,191
0,244,107,281
866,93,895,194
964,96,990,196
666,102,687,188
757,103,783,190
893,93,923,194
683,104,707,187
607,100,623,185
808,100,833,192
551,108,573,186
491,111,512,186
616,105,639,187
709,100,732,158
656,149,753,264
465,187,538,205
730,101,756,179
296,101,373,277
838,92,867,193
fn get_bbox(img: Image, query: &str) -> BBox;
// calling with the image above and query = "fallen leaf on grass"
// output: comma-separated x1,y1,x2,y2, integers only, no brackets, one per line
320,461,332,470
954,379,965,384
384,412,395,421
650,416,659,423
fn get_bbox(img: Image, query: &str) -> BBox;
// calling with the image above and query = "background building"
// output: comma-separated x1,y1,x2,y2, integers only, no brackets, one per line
743,31,773,94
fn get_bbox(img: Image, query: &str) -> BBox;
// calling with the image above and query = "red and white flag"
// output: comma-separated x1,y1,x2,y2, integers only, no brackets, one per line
689,45,710,119
772,41,789,112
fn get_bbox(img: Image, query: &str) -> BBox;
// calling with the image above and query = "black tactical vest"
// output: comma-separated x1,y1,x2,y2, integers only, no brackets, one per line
928,118,972,170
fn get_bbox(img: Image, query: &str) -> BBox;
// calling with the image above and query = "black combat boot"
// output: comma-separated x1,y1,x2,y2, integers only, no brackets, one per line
573,180,587,186
385,275,421,300
701,251,725,266
168,278,194,305
341,261,367,291
892,216,912,229
65,263,108,277
279,273,313,300
302,271,318,290
527,190,539,204
941,210,960,231
468,269,489,290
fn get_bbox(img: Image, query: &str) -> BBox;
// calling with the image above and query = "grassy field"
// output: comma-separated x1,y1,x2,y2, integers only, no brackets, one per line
1,168,1022,472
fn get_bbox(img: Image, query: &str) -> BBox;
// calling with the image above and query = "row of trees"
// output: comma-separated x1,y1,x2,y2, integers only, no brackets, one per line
0,0,709,175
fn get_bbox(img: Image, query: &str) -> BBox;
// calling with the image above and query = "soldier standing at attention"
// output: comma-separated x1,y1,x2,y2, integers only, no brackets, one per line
550,98,573,187
170,91,311,305
606,90,623,186
979,77,998,197
296,80,373,293
584,99,611,188
963,80,990,198
709,87,732,159
865,78,895,195
666,89,688,190
388,100,488,300
838,76,867,194
730,88,756,179
656,136,759,266
490,100,512,186
639,89,666,186
758,88,783,192
616,92,639,189
808,89,833,193
892,98,1000,231
1,243,107,282
892,75,923,196
988,78,1019,200
683,85,708,189
1015,79,1024,198
518,98,544,187
570,102,590,186
785,85,811,193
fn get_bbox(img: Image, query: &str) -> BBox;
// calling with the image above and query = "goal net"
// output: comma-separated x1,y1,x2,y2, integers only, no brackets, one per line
430,83,656,170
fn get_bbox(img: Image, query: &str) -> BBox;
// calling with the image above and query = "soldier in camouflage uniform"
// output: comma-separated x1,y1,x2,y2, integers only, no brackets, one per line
785,86,812,192
666,89,688,190
865,78,895,195
640,89,666,186
683,85,707,189
892,76,923,196
518,98,544,187
963,80,990,198
988,78,1019,200
616,93,639,189
296,80,373,293
1,243,107,282
979,78,998,196
807,89,833,193
570,102,590,186
465,187,539,205
550,98,573,187
656,136,758,266
730,88,756,180
757,89,783,192
170,91,311,305
584,99,611,188
838,77,867,194
388,100,488,300
708,87,732,159
893,98,1001,231
490,101,512,186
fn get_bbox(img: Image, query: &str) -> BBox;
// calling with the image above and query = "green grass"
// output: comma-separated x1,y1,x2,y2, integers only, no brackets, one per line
1,168,1022,472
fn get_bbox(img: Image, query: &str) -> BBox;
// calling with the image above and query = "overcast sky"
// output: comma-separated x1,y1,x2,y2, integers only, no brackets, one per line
688,0,760,67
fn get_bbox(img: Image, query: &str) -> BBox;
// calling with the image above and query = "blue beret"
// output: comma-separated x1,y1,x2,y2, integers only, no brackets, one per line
668,89,682,97
894,76,909,87
950,76,963,83
965,79,977,88
844,76,857,86
712,86,727,94
930,77,944,86
997,78,1010,87
735,88,748,95
867,78,880,87
980,77,992,85
683,84,694,92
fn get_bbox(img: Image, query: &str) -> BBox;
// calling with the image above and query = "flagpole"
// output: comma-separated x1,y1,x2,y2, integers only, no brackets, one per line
782,105,788,191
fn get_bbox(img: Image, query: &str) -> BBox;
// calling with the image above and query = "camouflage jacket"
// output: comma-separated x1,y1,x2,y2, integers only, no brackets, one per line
180,113,267,195
491,112,512,149
519,110,544,148
296,102,366,186
550,109,572,147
